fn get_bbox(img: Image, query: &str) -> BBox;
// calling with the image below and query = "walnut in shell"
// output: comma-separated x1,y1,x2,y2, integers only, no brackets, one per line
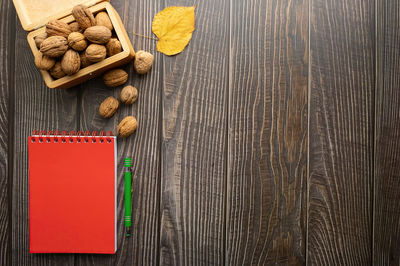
117,116,138,138
40,36,68,57
69,22,82,33
99,96,119,118
34,52,56,70
134,50,154,74
84,26,112,44
49,62,66,79
72,4,96,30
120,85,138,104
80,52,92,68
85,44,106,62
61,49,81,75
95,12,113,31
68,32,87,51
34,32,47,49
103,69,128,87
106,38,122,57
46,20,72,38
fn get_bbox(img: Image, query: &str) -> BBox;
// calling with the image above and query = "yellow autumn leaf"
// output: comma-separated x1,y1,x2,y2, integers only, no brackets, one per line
152,6,196,56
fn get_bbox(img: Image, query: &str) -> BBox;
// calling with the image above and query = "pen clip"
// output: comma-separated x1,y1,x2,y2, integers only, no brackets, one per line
131,170,134,193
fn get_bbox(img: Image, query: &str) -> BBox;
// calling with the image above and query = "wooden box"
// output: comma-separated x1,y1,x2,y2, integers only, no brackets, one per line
13,0,135,89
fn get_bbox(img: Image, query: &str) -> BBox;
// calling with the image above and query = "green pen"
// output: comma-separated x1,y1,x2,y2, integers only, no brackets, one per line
124,158,132,237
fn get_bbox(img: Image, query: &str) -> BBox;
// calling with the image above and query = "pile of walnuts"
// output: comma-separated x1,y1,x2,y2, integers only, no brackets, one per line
34,4,155,138
35,5,120,78
34,4,154,82
99,85,140,138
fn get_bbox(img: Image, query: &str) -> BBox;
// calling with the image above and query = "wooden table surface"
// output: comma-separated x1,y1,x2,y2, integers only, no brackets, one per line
0,0,399,265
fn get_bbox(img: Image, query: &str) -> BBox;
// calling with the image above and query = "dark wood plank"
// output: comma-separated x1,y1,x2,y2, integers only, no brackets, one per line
374,0,400,264
159,0,229,265
76,0,162,265
227,0,308,264
0,0,13,265
11,11,78,266
308,0,374,264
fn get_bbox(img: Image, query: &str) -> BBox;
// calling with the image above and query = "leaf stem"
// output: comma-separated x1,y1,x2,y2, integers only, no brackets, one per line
132,32,158,41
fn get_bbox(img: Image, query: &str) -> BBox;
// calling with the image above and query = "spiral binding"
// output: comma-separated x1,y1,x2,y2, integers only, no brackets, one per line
30,130,114,143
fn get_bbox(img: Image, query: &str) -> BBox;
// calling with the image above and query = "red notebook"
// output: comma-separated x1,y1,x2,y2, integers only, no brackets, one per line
28,131,117,253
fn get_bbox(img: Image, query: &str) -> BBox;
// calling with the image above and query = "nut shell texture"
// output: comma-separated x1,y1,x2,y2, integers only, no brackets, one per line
61,49,81,75
80,52,92,68
134,50,154,74
34,32,47,49
85,44,106,62
106,38,122,56
40,36,68,57
68,32,87,51
49,62,66,79
95,12,113,31
84,26,112,44
34,52,55,70
46,20,72,38
72,5,96,30
69,22,82,33
103,69,128,87
99,96,119,118
117,116,138,137
120,85,138,104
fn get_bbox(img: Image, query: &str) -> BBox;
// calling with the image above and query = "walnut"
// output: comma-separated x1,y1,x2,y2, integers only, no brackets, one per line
99,96,119,118
40,36,68,57
103,69,128,87
80,52,92,68
84,26,112,44
117,116,138,137
95,12,113,31
72,4,96,30
106,38,122,56
46,20,72,38
134,50,154,74
49,62,66,79
69,22,82,33
85,44,106,62
120,85,138,104
68,32,87,51
34,32,47,49
61,49,80,75
34,52,56,70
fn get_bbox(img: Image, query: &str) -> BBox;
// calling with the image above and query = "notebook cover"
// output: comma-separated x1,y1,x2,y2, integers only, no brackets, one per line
28,135,117,253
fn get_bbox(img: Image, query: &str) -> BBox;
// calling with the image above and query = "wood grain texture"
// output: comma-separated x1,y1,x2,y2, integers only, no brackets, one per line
76,0,162,265
4,0,387,264
159,0,229,265
308,0,374,264
11,13,78,266
0,0,13,265
227,0,308,265
374,0,400,264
